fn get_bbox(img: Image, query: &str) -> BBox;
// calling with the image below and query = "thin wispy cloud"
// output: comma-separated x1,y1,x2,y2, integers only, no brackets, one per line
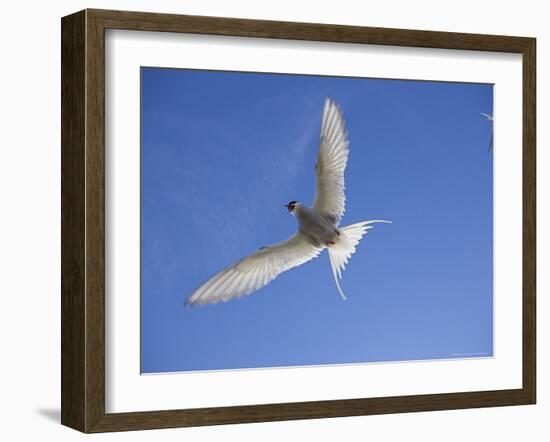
142,96,321,273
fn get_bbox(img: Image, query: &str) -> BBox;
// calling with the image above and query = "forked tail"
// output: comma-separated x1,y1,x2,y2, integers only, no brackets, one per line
327,220,391,300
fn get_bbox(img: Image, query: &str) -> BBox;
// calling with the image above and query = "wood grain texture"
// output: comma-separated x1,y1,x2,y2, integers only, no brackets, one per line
522,38,536,403
90,389,532,432
84,9,107,432
89,8,532,52
61,10,86,431
60,8,537,433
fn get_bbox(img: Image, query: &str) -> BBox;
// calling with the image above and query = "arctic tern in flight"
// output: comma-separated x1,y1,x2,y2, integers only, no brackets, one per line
186,98,390,305
481,112,494,152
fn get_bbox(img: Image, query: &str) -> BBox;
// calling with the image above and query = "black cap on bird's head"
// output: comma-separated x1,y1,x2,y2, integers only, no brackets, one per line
285,201,298,213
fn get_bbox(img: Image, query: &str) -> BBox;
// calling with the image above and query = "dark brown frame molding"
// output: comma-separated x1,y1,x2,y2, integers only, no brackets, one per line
61,8,536,433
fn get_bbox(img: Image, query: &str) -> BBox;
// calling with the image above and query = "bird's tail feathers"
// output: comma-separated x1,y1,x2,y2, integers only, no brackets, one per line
328,220,391,301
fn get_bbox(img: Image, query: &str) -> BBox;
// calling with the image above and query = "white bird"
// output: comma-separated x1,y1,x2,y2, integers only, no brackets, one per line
186,98,390,306
481,113,494,152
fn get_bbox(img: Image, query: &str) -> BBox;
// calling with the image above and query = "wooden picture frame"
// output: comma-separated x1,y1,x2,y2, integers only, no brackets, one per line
61,8,536,433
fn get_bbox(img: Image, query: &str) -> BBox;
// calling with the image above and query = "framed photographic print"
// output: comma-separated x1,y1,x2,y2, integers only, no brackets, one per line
61,9,536,433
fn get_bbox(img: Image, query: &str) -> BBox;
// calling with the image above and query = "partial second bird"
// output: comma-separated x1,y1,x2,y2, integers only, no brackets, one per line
481,112,494,152
186,98,390,306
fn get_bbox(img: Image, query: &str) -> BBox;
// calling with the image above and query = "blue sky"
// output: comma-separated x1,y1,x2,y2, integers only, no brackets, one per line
140,67,493,374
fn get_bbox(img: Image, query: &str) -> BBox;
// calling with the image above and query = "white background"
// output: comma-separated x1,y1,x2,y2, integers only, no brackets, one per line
0,0,546,440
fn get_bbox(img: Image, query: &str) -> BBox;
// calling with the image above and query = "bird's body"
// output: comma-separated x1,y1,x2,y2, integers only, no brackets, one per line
185,98,390,306
293,203,340,247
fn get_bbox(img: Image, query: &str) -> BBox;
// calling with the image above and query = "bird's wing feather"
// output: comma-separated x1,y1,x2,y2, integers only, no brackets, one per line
186,232,324,305
313,98,350,226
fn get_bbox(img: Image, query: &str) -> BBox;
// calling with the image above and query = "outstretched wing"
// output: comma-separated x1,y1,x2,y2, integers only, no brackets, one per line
313,98,350,226
186,233,324,305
